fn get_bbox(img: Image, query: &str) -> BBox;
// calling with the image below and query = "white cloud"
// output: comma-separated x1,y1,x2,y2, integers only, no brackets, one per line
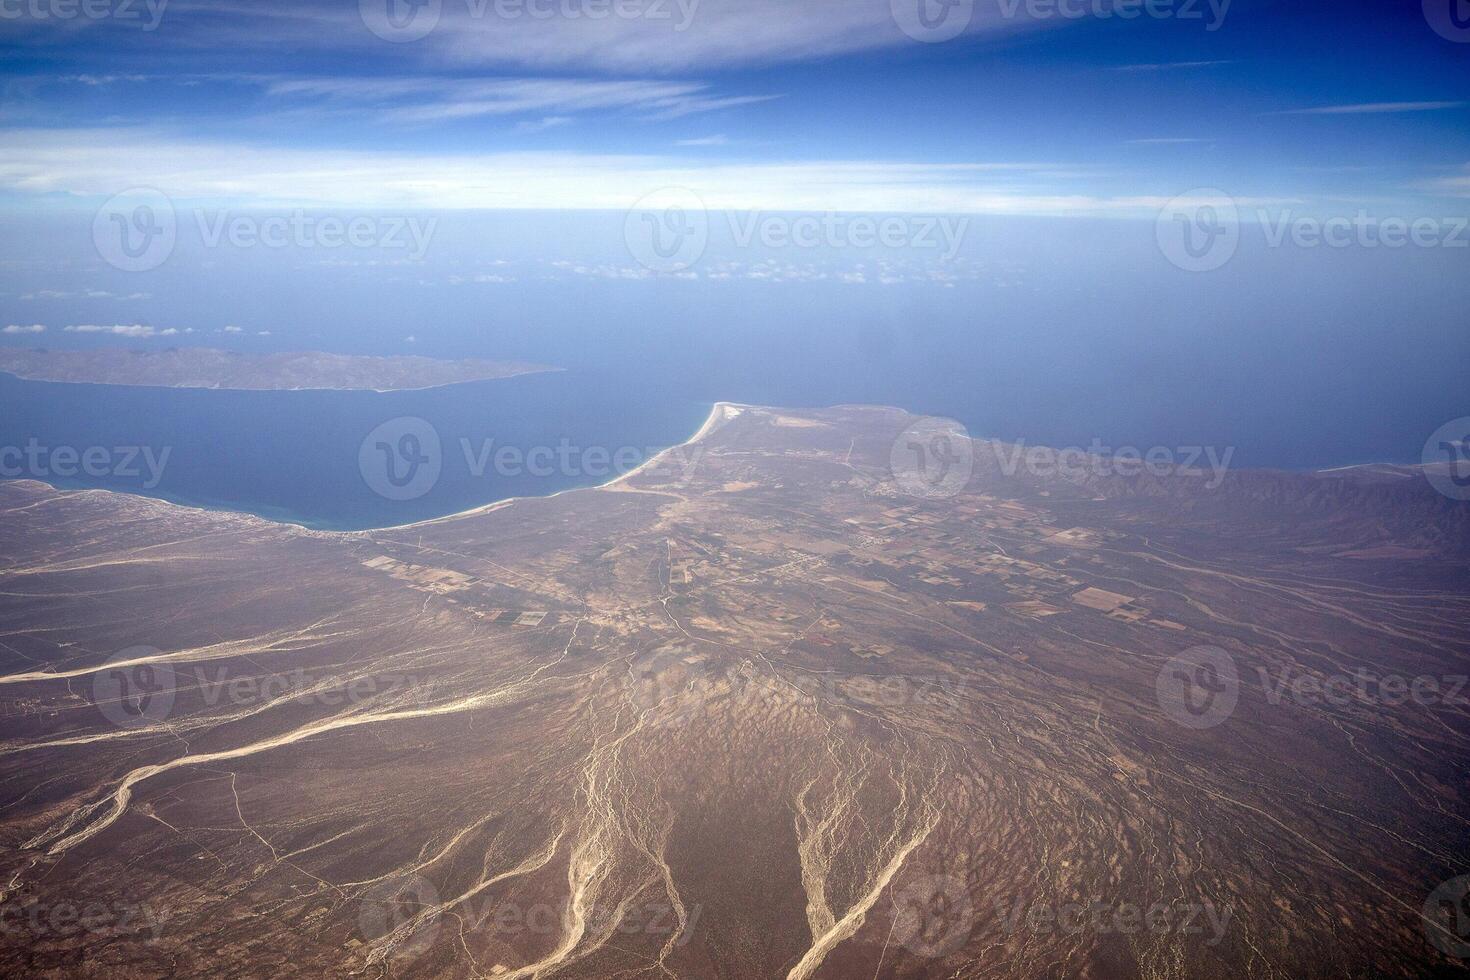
447,273,517,284
21,289,151,300
64,324,172,337
156,0,1047,73
2,324,46,334
515,115,574,133
676,135,732,147
222,325,244,333
1111,61,1233,72
1418,167,1470,198
65,74,149,86
260,75,779,125
0,128,1212,216
1274,101,1466,116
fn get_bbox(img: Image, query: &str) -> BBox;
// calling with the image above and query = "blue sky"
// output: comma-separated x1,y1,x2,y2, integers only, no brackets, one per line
1,0,1468,213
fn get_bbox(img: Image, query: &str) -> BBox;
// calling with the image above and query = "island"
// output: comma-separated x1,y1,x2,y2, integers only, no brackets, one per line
0,404,1466,978
0,346,557,391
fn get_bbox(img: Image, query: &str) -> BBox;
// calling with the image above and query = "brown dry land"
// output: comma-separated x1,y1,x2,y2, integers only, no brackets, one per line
0,347,555,391
0,403,1466,978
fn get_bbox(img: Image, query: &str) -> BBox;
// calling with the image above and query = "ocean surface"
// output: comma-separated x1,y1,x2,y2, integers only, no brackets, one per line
1,208,1467,529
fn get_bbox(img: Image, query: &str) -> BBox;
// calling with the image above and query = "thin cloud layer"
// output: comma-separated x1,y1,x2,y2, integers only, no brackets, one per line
9,0,1038,72
1274,101,1466,115
400,0,1037,71
0,128,1190,215
256,75,780,124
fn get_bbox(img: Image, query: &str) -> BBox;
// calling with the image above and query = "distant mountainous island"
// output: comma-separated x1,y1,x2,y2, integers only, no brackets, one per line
0,347,557,392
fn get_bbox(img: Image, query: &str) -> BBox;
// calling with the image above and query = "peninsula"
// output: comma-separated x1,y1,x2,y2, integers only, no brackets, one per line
0,346,557,392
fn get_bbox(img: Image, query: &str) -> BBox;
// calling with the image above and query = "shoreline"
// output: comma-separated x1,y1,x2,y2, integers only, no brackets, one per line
0,400,740,537
1,400,1435,536
365,401,747,534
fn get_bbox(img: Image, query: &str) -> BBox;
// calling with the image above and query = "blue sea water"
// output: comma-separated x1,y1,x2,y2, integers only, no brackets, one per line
0,370,712,530
1,208,1467,529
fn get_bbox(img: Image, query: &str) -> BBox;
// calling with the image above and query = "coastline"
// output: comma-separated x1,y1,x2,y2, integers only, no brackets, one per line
365,401,746,534
0,400,740,537
2,398,1436,536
